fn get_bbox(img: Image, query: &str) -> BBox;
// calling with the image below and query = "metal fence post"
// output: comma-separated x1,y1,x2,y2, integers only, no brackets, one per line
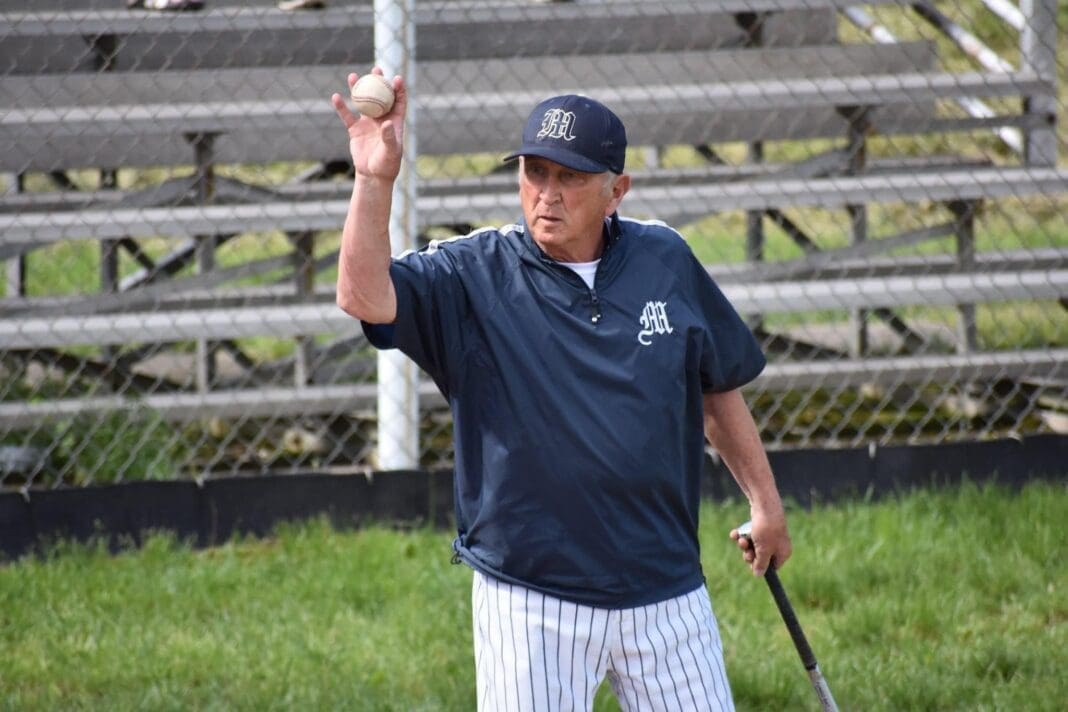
846,110,870,358
743,13,766,334
4,173,25,298
292,231,316,387
1020,0,1058,166
375,0,420,469
950,200,978,354
192,134,218,393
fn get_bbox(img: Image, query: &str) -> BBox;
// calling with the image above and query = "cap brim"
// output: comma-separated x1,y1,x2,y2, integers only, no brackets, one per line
502,145,609,174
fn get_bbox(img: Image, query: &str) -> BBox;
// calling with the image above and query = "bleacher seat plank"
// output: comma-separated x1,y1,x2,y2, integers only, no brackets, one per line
0,42,939,172
1,348,1062,429
6,247,1064,318
0,154,998,214
756,350,1068,392
2,66,1031,172
732,269,1068,314
0,2,837,73
621,166,1068,220
0,0,904,36
0,0,904,11
1,303,358,349
0,0,870,36
8,248,1064,319
0,383,439,430
755,349,1068,392
713,248,1068,283
3,168,1066,252
2,43,936,107
3,269,1064,349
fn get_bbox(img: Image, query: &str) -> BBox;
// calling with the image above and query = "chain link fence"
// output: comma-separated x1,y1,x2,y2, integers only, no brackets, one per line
1,0,1065,489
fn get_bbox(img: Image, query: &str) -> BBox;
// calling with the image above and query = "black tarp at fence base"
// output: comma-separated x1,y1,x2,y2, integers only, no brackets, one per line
1,470,453,561
2,435,1064,562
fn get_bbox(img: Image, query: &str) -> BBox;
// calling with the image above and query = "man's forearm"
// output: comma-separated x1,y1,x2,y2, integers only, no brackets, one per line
705,389,792,573
336,174,398,323
703,389,783,514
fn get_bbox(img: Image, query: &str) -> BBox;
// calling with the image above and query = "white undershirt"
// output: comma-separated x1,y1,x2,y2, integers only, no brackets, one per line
558,259,600,290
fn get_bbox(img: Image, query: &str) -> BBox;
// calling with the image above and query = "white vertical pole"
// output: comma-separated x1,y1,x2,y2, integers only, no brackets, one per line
1020,0,1058,166
980,0,1025,31
374,0,419,470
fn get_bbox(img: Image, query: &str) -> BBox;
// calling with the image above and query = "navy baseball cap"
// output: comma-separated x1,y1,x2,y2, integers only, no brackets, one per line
504,94,627,174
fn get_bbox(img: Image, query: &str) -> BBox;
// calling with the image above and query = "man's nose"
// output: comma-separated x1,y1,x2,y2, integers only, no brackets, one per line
539,176,562,203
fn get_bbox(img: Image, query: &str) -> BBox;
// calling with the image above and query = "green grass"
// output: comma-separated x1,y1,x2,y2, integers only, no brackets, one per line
2,482,1065,711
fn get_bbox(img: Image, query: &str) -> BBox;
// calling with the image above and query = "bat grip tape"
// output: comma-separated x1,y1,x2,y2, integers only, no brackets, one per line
763,566,819,671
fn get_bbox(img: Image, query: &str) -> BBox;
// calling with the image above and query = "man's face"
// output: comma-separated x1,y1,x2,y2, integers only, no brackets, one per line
518,156,628,262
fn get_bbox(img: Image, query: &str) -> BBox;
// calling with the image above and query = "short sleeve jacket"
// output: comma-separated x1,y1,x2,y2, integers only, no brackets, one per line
363,214,766,608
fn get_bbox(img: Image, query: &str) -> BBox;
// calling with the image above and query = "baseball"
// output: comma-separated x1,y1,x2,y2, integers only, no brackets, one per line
350,74,395,118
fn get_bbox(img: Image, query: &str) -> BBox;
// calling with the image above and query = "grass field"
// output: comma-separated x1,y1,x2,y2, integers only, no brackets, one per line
1,481,1065,711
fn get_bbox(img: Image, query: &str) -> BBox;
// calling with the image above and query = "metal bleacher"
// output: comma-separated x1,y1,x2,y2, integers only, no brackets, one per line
0,0,1065,431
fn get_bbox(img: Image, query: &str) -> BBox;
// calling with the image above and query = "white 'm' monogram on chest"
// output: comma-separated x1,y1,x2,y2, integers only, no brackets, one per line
637,301,674,345
537,109,578,141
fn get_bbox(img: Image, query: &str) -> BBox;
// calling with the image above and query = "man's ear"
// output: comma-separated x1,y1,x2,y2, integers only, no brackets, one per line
605,174,632,216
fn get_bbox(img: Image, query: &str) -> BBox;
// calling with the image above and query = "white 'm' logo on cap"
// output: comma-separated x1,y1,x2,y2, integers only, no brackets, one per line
537,109,577,142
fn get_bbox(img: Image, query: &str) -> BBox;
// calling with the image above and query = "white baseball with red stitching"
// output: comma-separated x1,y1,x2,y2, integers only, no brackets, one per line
350,74,395,118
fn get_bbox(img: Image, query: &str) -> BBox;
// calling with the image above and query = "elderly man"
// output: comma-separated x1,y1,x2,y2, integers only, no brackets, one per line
332,70,791,711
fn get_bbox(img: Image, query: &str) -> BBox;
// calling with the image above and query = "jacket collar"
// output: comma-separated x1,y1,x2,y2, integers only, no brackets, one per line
516,212,625,264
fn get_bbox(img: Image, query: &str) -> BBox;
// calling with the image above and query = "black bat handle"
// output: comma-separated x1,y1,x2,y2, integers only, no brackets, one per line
738,522,840,712
762,566,819,672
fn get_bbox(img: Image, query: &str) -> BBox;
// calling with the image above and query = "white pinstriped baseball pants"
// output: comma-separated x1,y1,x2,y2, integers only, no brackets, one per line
472,570,735,712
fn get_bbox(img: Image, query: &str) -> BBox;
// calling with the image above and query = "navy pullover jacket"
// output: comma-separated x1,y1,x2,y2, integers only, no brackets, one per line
362,214,765,608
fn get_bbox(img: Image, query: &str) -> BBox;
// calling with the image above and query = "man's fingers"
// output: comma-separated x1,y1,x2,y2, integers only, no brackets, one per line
735,513,792,577
379,119,399,149
331,93,358,130
381,75,407,127
728,529,759,572
752,542,772,577
731,528,774,576
772,538,793,569
390,75,406,110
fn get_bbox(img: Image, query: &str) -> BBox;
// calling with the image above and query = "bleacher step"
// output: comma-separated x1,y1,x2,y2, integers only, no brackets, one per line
0,1,841,73
1,349,1063,429
4,167,1064,251
2,268,1065,349
0,42,944,172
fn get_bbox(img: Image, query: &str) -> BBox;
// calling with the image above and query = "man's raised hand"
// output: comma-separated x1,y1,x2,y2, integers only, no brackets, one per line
331,69,407,181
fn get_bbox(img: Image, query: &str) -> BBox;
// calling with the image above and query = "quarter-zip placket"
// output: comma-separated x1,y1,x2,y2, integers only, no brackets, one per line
589,288,602,324
588,255,612,324
524,215,621,327
540,257,604,325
